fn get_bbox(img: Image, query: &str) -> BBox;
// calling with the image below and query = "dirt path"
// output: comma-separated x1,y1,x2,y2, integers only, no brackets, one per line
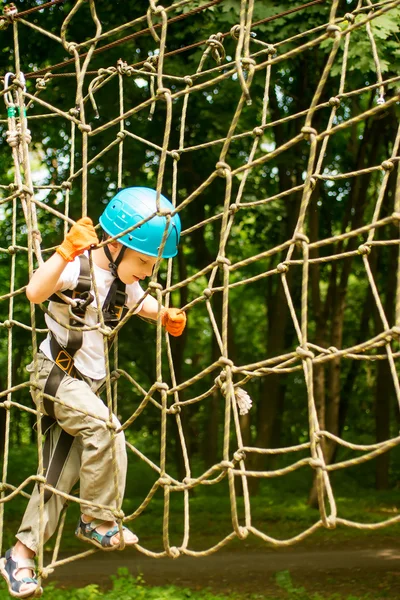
48,546,400,597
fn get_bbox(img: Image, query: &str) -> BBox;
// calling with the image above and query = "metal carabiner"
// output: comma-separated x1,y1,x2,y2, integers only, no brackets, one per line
4,72,15,108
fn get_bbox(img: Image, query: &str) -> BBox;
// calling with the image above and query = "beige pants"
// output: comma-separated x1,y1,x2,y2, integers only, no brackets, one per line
16,353,127,553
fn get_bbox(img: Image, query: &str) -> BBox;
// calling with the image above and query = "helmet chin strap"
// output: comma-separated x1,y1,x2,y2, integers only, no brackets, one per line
104,243,127,279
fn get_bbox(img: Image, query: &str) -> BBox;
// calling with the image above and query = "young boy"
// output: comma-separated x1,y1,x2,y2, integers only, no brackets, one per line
0,187,186,598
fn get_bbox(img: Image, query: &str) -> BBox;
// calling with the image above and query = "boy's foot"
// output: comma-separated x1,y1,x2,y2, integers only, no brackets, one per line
75,516,139,550
0,548,42,598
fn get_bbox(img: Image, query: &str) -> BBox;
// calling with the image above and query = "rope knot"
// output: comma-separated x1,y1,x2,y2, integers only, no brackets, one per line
171,151,180,161
78,123,92,133
276,262,288,274
149,281,163,290
168,546,180,559
156,87,171,98
216,255,231,266
35,78,48,91
357,244,371,256
326,515,336,529
66,42,78,55
110,370,121,380
3,400,12,410
296,346,314,360
328,346,338,354
117,131,126,140
61,181,72,190
220,460,234,470
168,403,181,414
6,131,18,148
266,44,277,55
7,246,16,255
233,449,246,462
218,357,234,367
329,96,341,107
237,526,248,540
106,420,117,431
203,287,213,299
381,160,394,171
293,232,309,244
229,203,238,214
3,3,17,18
301,126,317,139
344,13,355,23
253,126,263,137
158,476,172,486
242,58,256,69
2,320,13,329
154,381,169,392
183,76,193,87
326,24,341,37
113,509,125,520
309,458,324,469
215,161,231,177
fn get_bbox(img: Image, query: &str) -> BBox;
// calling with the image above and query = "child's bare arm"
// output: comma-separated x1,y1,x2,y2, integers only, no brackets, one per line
26,253,69,304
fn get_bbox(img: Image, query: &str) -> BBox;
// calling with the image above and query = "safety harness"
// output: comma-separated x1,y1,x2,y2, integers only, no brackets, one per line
43,251,128,417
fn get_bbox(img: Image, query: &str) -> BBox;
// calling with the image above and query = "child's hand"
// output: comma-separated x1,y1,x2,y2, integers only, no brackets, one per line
161,308,186,337
56,217,99,262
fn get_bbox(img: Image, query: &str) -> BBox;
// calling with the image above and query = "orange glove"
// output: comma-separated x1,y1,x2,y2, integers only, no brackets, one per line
161,308,186,337
56,217,99,262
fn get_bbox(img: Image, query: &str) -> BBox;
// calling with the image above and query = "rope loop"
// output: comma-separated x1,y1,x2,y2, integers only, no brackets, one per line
206,33,226,64
218,357,234,367
230,24,241,40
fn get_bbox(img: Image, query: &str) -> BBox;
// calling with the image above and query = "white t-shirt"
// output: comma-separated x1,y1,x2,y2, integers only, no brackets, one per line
40,255,144,379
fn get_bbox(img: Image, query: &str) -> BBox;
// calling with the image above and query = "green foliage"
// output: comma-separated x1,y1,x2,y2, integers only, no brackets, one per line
0,568,378,600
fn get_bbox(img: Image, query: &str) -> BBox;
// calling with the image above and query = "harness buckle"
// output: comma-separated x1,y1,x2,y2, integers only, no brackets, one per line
55,349,74,375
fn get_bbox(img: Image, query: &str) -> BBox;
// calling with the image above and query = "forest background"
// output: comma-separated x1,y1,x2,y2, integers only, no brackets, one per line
0,0,400,557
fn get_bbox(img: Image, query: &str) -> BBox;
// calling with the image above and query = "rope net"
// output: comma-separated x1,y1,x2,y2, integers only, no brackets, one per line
0,0,400,583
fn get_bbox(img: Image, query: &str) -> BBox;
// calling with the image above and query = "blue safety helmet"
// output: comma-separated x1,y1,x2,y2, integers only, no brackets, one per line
99,187,181,258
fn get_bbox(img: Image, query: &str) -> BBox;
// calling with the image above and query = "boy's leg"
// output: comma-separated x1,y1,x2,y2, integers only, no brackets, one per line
16,423,81,553
52,374,128,521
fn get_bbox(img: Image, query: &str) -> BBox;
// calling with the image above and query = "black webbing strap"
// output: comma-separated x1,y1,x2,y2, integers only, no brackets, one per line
102,276,128,327
43,428,74,504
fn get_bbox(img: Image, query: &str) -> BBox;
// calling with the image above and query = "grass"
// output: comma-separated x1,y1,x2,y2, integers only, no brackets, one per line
0,568,380,600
